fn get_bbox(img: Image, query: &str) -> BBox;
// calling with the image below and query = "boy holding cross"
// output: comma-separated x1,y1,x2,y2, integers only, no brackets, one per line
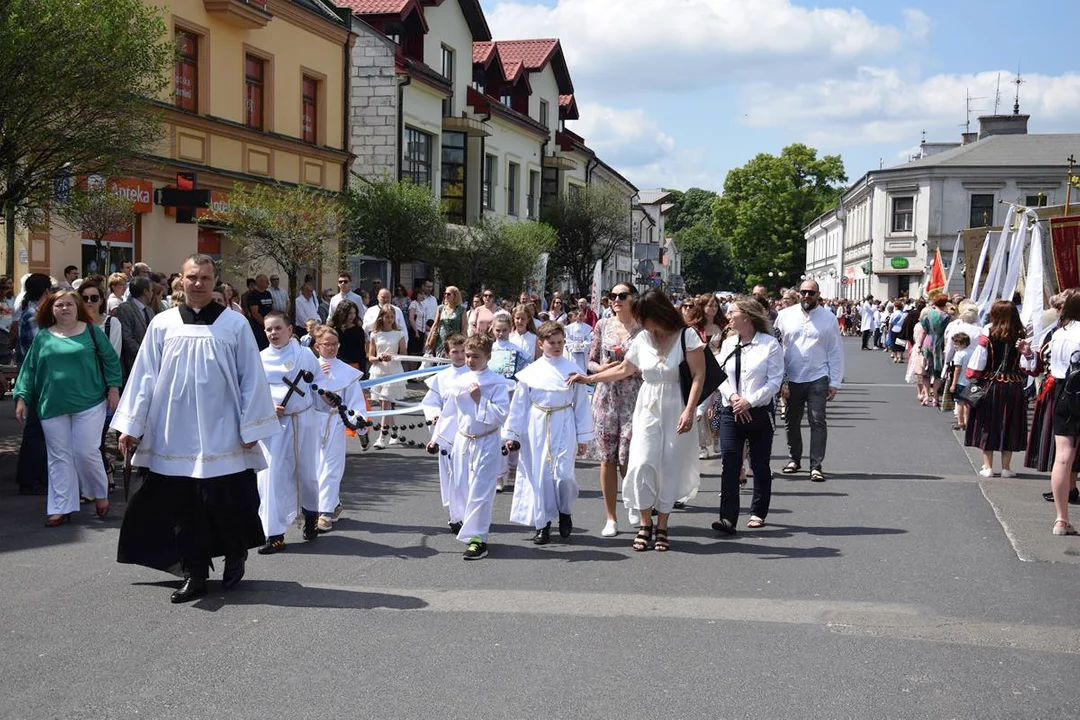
256,311,322,554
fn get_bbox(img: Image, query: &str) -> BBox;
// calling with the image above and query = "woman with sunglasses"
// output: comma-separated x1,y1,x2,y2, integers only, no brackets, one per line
584,284,643,537
80,280,123,489
426,286,466,357
468,289,497,336
549,297,568,325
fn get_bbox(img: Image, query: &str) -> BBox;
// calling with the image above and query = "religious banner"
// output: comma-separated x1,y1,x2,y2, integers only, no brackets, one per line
590,259,602,318
1049,216,1080,292
527,252,548,297
926,248,946,294
961,228,996,298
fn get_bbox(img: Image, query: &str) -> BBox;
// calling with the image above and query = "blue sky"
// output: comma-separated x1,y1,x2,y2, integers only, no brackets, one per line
481,0,1080,191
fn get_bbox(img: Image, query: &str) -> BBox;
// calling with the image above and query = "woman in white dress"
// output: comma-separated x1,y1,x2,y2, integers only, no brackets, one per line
509,304,540,362
367,305,407,448
570,290,706,552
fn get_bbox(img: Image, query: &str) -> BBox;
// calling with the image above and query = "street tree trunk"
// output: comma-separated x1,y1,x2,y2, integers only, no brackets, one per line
5,202,15,279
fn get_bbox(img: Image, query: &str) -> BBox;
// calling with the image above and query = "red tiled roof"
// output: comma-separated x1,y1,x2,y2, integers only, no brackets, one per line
559,94,573,107
473,40,494,64
493,39,559,71
335,0,410,12
503,60,526,83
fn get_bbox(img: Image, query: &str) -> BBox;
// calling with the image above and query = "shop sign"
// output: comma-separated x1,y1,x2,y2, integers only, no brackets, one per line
890,257,909,269
107,177,153,213
196,191,231,219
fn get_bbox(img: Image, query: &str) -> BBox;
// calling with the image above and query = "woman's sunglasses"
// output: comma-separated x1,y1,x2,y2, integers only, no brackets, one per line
609,292,631,301
82,294,101,302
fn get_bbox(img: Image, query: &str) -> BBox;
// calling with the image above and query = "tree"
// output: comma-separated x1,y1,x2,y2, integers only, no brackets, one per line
0,0,173,277
433,217,556,299
543,181,630,294
713,143,846,290
675,225,737,294
204,182,342,321
344,177,445,288
665,187,719,234
53,181,135,275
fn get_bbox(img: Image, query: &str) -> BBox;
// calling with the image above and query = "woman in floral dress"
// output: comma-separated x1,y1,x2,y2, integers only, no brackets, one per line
586,282,643,537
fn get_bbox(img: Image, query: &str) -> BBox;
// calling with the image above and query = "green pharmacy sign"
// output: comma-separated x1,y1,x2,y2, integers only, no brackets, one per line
890,257,910,269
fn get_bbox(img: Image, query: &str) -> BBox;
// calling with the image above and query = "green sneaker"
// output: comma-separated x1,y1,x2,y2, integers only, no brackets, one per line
463,537,488,560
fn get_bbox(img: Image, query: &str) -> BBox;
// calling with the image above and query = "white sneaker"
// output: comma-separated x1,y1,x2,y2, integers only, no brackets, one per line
601,519,618,537
387,435,403,446
978,467,995,477
373,434,387,449
628,508,640,526
1000,469,1017,478
698,448,709,460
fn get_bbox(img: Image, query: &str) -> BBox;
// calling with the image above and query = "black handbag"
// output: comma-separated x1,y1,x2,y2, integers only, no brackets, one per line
679,328,725,406
959,341,1008,408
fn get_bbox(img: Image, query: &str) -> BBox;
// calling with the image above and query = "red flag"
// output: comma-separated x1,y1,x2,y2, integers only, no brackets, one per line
926,248,946,294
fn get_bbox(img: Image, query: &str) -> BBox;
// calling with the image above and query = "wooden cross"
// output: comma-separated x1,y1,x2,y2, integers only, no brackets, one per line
281,369,313,409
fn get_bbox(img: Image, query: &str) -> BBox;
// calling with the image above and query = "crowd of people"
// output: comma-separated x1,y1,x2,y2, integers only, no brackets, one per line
11,251,1079,604
843,290,1080,538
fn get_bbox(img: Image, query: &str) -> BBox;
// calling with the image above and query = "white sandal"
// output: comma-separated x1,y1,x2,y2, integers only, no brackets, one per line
1052,518,1078,536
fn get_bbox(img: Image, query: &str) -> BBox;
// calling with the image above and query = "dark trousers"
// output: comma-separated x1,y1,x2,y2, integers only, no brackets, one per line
861,329,872,349
16,408,47,492
873,328,883,348
786,376,829,470
718,406,774,522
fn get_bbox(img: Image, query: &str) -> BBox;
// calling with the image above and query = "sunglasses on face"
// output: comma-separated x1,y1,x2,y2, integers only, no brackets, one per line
337,280,348,284
609,292,630,301
82,294,100,302
483,293,493,298
799,290,818,297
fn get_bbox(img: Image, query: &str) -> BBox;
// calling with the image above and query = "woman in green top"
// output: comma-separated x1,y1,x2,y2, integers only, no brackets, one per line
14,290,122,526
425,285,466,357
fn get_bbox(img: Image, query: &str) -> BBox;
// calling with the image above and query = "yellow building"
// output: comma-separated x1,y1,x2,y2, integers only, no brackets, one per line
21,0,351,289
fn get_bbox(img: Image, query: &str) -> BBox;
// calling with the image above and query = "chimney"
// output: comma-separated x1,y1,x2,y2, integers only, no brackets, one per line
961,132,979,145
978,114,1029,139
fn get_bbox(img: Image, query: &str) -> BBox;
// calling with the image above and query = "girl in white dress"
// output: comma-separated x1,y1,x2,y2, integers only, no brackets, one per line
367,305,407,448
570,290,707,552
509,304,540,363
562,309,593,374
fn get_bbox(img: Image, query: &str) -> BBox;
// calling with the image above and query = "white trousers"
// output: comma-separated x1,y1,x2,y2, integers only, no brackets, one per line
41,402,108,516
257,411,320,538
317,412,345,514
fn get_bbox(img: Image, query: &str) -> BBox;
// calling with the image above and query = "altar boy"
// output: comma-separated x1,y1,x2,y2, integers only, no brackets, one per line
421,333,470,533
256,312,322,554
438,334,510,560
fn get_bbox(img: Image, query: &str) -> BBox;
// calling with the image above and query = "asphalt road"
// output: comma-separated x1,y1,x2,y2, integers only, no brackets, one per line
1,338,1078,719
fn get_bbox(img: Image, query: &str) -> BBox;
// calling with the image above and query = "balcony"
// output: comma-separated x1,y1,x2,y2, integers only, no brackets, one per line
203,0,272,29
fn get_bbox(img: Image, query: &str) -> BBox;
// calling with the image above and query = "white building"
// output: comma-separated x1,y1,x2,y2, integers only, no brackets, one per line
804,114,1080,300
633,190,673,290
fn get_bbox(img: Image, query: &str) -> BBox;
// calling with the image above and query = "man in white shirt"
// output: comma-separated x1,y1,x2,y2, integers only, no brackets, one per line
859,295,876,350
293,283,320,334
328,272,366,318
267,274,289,314
775,279,845,482
420,278,438,325
362,287,405,332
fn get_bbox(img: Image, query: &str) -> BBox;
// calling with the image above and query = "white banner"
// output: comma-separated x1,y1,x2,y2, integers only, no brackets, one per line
591,259,603,317
528,252,548,297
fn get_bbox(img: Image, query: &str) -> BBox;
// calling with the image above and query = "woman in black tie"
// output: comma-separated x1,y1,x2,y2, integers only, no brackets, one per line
711,297,784,533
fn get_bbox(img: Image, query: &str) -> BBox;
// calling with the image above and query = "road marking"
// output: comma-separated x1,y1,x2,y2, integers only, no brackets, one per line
301,585,1080,654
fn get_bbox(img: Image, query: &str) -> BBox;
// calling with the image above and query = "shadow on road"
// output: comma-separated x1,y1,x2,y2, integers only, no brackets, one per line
130,579,429,612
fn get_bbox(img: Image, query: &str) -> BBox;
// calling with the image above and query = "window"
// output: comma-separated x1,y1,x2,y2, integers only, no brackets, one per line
500,93,512,107
1026,194,1049,208
402,127,432,188
244,55,265,130
568,183,582,201
441,132,467,224
969,193,995,228
482,154,496,210
890,196,913,233
540,166,558,213
507,162,519,216
539,99,549,128
301,76,318,144
441,46,454,117
527,170,540,219
175,30,198,112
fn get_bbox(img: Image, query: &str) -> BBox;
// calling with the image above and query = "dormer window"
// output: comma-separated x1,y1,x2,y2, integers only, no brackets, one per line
500,93,512,107
539,99,549,128
441,46,455,117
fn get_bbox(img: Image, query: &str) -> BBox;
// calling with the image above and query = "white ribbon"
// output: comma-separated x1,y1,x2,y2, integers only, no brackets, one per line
976,205,1016,319
1000,213,1029,303
1021,216,1046,349
970,230,992,300
942,230,963,294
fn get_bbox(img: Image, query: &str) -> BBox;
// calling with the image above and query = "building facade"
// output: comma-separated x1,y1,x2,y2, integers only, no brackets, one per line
19,0,353,289
804,115,1079,300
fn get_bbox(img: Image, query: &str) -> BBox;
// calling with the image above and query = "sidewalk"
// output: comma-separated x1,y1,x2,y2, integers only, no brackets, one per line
858,343,1080,564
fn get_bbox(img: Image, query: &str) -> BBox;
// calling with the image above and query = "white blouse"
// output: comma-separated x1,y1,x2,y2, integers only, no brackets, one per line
717,331,784,408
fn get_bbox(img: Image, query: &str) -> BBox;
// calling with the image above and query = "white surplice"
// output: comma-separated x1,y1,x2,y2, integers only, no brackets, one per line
421,363,470,512
441,368,511,542
111,307,279,478
313,356,366,514
563,321,594,375
504,356,594,530
256,340,322,537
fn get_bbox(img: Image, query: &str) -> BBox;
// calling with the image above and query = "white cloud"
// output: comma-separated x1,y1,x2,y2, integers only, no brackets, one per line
742,68,1080,149
487,0,930,93
569,103,722,189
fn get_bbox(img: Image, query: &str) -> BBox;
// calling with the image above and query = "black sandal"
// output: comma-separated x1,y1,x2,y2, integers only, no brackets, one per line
654,527,670,552
633,525,652,552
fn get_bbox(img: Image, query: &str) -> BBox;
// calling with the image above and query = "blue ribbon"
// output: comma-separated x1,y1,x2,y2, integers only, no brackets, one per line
358,364,448,390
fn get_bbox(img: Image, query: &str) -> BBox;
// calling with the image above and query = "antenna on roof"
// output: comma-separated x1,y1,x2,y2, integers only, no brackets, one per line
993,73,1002,115
963,89,985,133
1013,62,1024,115
921,129,927,145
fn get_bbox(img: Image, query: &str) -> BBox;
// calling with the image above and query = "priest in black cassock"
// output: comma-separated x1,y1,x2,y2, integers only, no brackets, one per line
113,254,280,603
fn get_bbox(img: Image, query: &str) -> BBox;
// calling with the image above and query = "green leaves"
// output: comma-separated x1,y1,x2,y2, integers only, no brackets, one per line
432,216,556,299
713,143,846,290
543,181,630,294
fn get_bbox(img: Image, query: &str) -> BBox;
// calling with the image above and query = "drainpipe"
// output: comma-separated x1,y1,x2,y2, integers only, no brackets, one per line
477,112,490,220
397,75,411,182
585,155,598,185
538,138,548,217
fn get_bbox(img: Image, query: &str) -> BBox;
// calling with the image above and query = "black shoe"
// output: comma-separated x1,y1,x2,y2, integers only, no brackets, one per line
257,536,286,555
711,519,737,535
222,551,247,589
558,513,572,538
463,539,488,560
673,501,686,510
170,576,207,604
1044,491,1055,502
1045,488,1080,504
448,520,463,535
533,523,551,545
302,513,318,541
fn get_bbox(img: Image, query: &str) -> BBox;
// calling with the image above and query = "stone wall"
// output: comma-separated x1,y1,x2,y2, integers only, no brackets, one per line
349,22,398,182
